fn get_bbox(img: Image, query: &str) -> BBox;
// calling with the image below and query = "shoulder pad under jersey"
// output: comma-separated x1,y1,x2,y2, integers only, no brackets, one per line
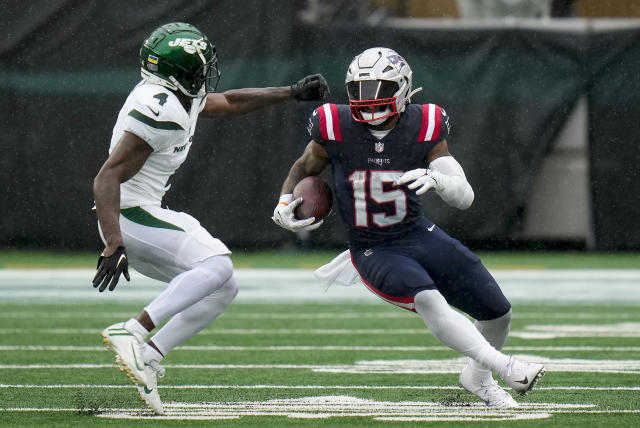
416,103,450,142
126,83,189,131
308,103,343,142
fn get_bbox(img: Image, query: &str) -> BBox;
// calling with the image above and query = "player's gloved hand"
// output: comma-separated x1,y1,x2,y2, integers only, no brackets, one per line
92,246,130,292
272,194,324,232
291,74,330,102
395,168,443,195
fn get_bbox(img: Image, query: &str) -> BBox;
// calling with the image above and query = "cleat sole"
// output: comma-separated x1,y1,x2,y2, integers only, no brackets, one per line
101,331,146,387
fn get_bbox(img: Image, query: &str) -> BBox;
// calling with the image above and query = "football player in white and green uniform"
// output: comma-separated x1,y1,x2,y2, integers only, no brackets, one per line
92,22,329,415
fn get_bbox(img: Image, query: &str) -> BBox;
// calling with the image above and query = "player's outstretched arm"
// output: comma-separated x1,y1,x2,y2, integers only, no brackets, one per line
272,141,328,232
92,132,152,291
200,74,329,117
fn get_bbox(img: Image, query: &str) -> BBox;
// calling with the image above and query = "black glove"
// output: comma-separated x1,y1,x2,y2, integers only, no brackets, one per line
92,246,130,292
291,74,330,101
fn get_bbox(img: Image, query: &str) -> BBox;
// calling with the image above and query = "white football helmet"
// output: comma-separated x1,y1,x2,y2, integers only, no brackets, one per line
345,47,421,125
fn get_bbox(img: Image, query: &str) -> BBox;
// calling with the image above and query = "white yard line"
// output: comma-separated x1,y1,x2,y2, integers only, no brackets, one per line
3,322,640,339
2,398,637,422
2,356,639,374
1,345,640,352
0,384,639,391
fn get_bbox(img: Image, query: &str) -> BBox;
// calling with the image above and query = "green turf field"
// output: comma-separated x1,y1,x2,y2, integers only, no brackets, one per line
1,301,639,426
1,251,639,426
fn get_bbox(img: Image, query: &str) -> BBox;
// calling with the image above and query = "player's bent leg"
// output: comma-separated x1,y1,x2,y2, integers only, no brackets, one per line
474,309,512,352
144,255,234,327
132,274,238,413
148,275,239,355
413,290,543,399
414,289,510,369
100,207,235,411
460,309,515,398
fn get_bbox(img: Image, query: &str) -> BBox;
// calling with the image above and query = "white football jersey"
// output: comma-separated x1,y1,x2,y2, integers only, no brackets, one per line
109,80,206,208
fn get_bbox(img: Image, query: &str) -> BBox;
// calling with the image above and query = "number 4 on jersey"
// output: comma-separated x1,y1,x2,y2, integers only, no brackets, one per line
348,170,407,228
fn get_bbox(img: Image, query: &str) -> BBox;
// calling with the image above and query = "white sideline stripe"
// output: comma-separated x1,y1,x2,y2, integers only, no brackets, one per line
3,322,640,338
0,328,430,335
0,311,638,320
2,345,640,352
1,384,640,392
3,268,640,303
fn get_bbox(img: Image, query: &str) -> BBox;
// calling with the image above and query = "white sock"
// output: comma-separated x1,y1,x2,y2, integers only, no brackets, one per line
124,318,149,342
145,255,233,326
143,343,164,363
414,289,510,375
469,309,512,379
150,276,238,356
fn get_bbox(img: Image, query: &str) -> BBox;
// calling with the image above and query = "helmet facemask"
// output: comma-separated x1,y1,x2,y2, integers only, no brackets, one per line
166,46,221,97
347,80,399,125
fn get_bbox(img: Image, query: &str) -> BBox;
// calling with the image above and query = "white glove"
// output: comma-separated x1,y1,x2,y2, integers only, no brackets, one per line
271,194,324,232
394,168,443,195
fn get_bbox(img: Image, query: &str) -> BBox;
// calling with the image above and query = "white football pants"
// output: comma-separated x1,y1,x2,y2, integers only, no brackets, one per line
99,205,238,356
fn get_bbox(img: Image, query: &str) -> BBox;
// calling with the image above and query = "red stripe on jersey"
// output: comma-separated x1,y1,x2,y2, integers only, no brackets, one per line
431,104,442,141
418,104,429,141
318,106,329,140
329,103,342,141
417,104,443,142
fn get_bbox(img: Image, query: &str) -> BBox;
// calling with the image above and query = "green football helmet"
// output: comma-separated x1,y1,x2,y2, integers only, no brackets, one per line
140,22,220,98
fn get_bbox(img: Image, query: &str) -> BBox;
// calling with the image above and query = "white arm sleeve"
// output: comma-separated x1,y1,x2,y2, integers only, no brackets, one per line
428,156,474,210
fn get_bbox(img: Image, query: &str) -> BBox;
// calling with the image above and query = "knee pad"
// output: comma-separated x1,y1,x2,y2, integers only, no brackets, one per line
194,255,234,290
215,276,239,306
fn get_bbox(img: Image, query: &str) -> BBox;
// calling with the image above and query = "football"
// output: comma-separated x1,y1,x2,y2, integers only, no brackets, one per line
292,176,333,222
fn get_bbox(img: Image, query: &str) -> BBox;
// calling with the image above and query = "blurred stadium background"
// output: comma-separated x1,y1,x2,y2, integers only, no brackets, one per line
1,0,640,255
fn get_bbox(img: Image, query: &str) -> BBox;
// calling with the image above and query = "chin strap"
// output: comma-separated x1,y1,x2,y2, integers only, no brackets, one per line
140,69,203,98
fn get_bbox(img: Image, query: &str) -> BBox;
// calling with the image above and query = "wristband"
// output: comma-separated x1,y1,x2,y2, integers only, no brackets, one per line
279,194,293,205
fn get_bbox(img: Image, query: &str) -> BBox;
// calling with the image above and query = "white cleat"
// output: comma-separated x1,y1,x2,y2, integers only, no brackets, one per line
137,360,165,415
101,323,147,387
459,364,518,407
501,356,546,396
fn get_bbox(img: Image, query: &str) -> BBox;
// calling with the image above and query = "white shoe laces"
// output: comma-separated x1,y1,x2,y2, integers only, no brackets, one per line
479,378,516,405
146,360,166,378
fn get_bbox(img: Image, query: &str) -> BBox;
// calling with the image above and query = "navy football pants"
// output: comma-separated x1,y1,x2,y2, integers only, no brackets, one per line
350,219,511,320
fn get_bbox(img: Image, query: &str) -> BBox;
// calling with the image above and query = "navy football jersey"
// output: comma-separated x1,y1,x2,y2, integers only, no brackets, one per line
308,103,450,248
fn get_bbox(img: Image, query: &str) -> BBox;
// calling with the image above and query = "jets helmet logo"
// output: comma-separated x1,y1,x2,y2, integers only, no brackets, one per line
168,38,208,54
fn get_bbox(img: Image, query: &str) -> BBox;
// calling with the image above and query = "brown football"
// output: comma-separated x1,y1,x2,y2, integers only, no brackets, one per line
292,176,333,222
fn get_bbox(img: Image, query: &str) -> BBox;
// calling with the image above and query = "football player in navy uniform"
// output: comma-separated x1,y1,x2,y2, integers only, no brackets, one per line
272,47,544,407
93,22,329,414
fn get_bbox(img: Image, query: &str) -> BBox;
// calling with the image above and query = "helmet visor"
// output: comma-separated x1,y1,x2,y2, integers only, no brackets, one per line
347,80,399,101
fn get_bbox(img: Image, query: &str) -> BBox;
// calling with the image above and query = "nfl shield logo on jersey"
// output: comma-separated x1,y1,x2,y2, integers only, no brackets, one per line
375,141,384,153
